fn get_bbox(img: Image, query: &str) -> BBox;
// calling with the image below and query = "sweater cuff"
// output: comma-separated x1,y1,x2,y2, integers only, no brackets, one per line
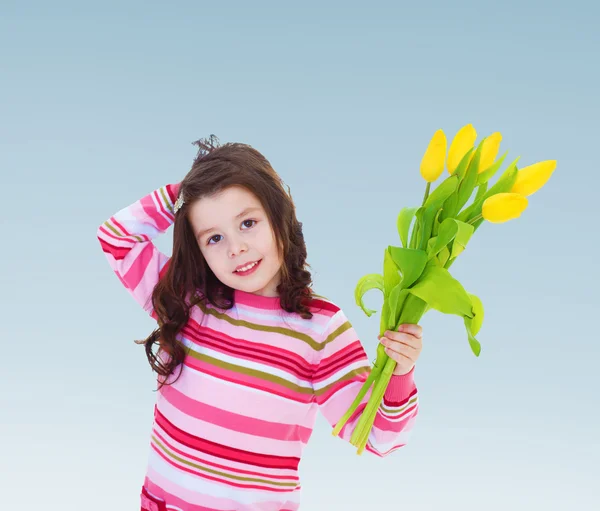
383,366,416,403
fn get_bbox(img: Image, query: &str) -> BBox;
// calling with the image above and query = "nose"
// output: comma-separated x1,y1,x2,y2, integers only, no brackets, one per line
228,234,248,258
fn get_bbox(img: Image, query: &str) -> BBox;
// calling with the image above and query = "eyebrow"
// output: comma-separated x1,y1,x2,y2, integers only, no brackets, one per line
195,206,262,240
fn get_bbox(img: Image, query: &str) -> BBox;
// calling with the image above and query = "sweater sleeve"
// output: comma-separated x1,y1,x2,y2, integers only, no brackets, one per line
96,183,180,316
312,308,419,457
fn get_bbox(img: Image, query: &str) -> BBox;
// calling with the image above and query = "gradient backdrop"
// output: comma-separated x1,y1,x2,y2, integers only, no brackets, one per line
1,1,598,509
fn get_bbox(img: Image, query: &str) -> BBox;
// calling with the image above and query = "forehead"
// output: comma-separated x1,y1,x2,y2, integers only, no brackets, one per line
189,186,264,229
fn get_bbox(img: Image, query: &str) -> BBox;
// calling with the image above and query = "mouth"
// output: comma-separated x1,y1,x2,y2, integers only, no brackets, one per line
233,259,262,276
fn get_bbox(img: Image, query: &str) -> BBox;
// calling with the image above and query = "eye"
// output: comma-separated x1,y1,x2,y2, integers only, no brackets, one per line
206,219,257,245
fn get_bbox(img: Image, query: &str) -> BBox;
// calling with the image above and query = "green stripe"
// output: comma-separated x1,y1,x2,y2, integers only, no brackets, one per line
321,320,352,349
313,366,370,397
152,435,298,488
103,220,144,242
159,186,174,214
380,394,418,414
186,347,314,395
196,300,325,351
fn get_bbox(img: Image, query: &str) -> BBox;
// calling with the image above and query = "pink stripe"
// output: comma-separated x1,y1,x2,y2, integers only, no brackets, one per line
183,326,314,381
188,308,321,363
161,384,312,443
143,472,253,511
111,216,135,237
153,429,299,482
183,356,313,404
144,470,301,511
150,443,293,493
166,367,317,426
123,243,159,292
152,419,300,478
156,394,305,458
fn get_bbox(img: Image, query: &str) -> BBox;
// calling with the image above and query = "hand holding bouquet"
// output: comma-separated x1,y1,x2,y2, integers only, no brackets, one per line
333,123,556,454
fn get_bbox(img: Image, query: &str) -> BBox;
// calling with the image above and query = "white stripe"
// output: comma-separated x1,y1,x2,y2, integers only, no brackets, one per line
148,447,301,505
234,304,328,336
310,360,369,391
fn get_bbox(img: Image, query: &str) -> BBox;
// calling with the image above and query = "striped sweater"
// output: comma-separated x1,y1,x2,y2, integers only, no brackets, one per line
97,183,419,511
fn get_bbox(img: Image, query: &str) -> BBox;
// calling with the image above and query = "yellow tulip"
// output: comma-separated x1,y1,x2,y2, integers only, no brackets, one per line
482,193,528,223
510,160,557,196
420,129,447,182
447,123,477,174
478,132,502,173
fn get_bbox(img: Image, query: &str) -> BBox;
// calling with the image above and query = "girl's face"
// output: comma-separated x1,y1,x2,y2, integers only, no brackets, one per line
188,185,283,297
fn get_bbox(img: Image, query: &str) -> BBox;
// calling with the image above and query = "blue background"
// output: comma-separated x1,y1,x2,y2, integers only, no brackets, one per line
1,1,598,509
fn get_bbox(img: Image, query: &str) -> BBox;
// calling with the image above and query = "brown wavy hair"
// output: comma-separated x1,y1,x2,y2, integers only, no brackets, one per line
135,135,315,387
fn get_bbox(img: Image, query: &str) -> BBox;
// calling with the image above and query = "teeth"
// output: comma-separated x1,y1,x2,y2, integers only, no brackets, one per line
236,261,258,272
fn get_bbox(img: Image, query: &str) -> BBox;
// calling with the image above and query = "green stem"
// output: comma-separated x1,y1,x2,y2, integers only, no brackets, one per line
468,213,483,225
332,366,381,437
350,294,428,454
353,359,395,452
353,358,396,454
422,182,431,206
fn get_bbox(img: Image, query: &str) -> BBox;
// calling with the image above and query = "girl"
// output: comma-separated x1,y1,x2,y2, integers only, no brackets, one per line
97,136,423,511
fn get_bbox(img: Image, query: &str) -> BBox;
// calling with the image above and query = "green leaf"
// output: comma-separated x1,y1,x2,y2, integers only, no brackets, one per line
409,207,424,249
465,292,484,336
396,207,419,248
379,299,391,335
440,193,459,222
424,175,459,210
474,182,488,202
455,148,475,180
383,248,401,296
408,263,474,319
455,140,484,214
437,245,450,267
387,246,429,289
387,285,410,330
432,208,444,237
463,292,484,357
450,220,475,259
440,150,475,220
476,150,508,186
428,218,459,259
464,322,481,356
354,273,384,317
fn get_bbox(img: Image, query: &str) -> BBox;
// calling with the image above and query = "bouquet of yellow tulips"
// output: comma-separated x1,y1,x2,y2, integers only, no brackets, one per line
332,123,556,454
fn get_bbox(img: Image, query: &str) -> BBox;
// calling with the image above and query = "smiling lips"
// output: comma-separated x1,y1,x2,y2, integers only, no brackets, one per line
233,259,261,274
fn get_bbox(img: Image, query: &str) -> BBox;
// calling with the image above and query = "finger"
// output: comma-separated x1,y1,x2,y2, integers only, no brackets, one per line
397,324,423,338
384,330,422,349
384,346,413,365
382,338,418,359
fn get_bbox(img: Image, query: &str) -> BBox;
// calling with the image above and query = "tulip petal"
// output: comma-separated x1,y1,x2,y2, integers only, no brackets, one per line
477,150,508,186
511,160,557,196
420,129,447,182
447,123,477,174
478,132,502,173
457,156,520,223
481,193,528,223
